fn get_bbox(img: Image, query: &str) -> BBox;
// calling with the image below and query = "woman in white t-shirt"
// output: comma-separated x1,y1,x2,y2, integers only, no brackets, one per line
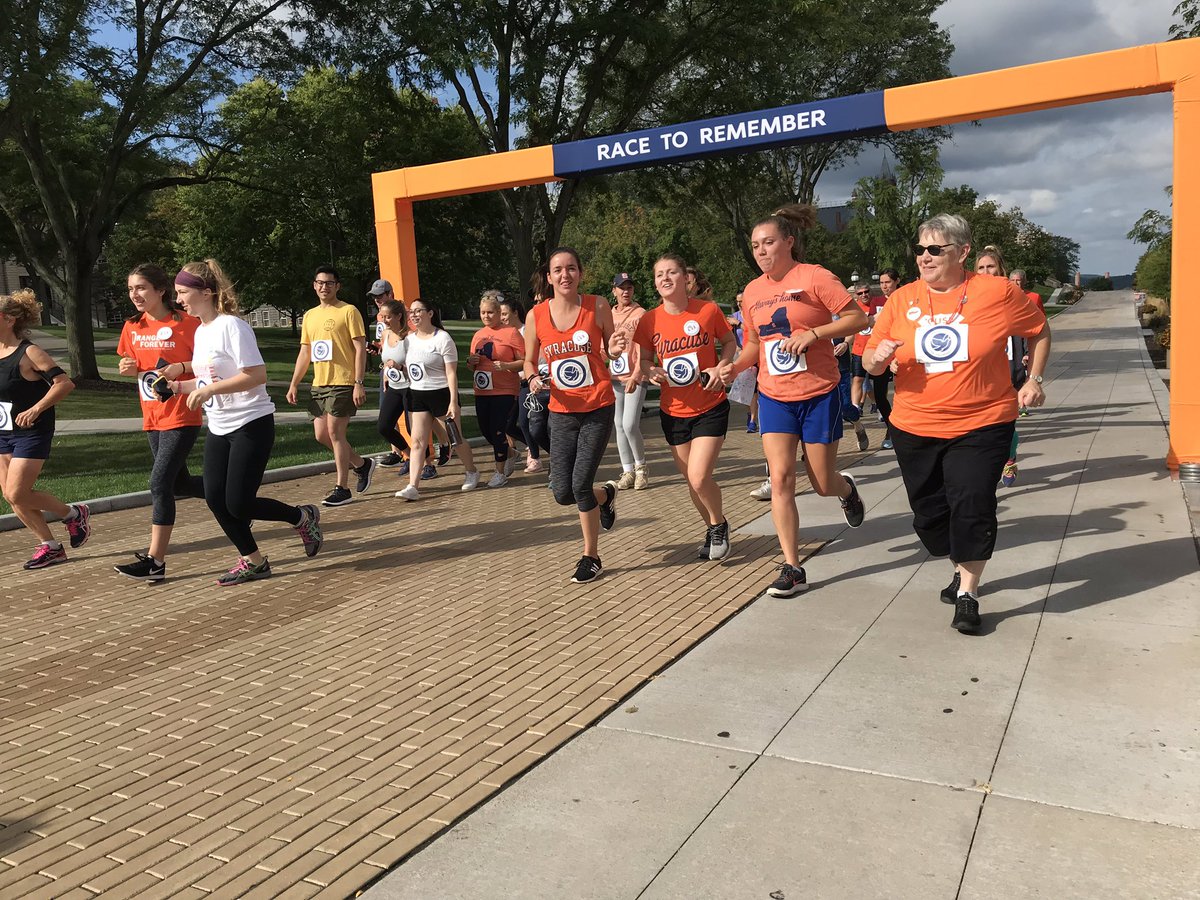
168,259,324,585
395,298,479,499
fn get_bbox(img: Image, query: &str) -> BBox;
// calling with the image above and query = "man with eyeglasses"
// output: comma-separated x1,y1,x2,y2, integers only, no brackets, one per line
287,264,376,506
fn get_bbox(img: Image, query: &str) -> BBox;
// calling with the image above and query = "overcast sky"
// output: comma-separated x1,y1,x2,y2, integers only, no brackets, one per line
813,0,1182,275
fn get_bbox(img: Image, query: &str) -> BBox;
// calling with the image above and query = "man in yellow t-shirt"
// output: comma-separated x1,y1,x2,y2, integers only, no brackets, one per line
286,265,375,507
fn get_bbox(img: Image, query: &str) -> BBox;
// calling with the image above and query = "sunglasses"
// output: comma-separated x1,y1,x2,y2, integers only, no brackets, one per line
914,243,956,257
855,290,870,296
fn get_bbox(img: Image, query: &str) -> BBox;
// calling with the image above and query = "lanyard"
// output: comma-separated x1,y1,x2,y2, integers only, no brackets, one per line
923,277,970,324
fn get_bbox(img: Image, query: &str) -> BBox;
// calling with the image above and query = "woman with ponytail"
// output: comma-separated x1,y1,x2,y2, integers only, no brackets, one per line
721,204,868,597
168,259,324,585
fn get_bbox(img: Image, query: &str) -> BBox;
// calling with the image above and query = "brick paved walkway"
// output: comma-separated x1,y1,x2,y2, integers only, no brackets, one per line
0,424,878,898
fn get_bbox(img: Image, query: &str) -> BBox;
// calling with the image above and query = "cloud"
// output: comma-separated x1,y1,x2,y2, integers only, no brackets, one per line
815,0,1181,274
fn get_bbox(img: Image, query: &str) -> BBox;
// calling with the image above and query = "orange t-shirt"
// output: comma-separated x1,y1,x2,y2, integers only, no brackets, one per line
117,313,203,431
865,273,1047,438
633,299,732,417
1024,290,1044,311
469,325,524,396
532,295,616,414
609,302,646,381
852,296,887,356
740,263,853,402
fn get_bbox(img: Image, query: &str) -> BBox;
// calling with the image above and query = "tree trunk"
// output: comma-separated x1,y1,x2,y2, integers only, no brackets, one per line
64,261,101,381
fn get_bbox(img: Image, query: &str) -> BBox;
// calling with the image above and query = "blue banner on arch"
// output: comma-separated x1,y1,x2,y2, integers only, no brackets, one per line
552,92,887,178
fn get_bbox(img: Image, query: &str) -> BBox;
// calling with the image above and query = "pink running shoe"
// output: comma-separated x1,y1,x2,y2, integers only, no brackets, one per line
24,543,67,570
64,503,91,549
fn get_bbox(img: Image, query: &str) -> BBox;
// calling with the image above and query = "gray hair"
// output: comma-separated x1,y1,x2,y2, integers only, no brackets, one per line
919,213,972,248
1010,268,1027,281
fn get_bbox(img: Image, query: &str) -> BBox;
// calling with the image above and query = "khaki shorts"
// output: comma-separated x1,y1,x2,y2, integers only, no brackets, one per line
307,384,357,419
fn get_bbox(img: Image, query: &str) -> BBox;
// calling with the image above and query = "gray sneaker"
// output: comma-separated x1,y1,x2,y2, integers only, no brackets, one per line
707,519,731,560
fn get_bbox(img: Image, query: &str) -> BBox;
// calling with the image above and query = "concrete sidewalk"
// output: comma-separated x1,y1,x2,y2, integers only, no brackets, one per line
367,290,1200,899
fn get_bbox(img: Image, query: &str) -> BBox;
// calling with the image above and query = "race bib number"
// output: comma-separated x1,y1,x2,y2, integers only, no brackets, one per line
138,371,161,402
407,362,426,383
663,352,700,387
311,339,333,363
551,355,594,390
0,401,12,431
474,369,493,392
765,339,808,377
384,366,406,388
915,323,969,374
609,352,630,377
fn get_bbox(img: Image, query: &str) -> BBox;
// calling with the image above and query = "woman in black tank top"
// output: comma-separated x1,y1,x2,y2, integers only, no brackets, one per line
0,289,92,570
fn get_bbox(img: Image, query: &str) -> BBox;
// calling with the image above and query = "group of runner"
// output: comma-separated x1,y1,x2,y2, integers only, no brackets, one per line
1,203,1049,633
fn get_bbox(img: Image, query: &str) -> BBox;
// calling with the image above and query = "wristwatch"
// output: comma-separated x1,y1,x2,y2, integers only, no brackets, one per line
354,379,365,386
1032,375,1044,384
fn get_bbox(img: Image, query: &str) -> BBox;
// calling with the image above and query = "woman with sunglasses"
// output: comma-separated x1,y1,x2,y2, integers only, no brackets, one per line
524,246,625,584
395,299,480,499
863,215,1050,635
720,204,868,599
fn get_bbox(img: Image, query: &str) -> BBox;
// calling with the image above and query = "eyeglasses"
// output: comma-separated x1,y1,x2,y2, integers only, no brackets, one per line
913,243,956,257
314,280,339,287
855,290,870,296
408,308,429,315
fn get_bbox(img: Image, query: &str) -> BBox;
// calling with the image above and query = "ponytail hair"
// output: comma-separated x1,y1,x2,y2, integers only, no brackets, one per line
975,244,1008,276
753,203,818,261
179,258,240,315
381,299,409,337
500,295,526,322
0,288,42,339
127,263,179,323
416,297,444,330
533,246,583,300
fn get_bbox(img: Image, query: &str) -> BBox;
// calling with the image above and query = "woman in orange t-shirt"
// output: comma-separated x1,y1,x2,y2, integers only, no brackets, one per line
720,205,868,599
864,214,1050,635
113,264,205,583
468,291,526,488
631,254,736,561
524,247,626,585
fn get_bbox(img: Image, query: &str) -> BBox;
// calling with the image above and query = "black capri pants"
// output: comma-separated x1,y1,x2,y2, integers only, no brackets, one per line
890,420,1015,563
476,394,518,462
147,426,203,526
549,404,615,512
204,413,303,557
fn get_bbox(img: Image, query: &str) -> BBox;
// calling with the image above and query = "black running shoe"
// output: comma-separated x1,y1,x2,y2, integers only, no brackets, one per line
354,456,377,493
570,555,603,583
952,592,981,633
378,452,403,468
599,481,617,531
839,472,864,528
322,485,353,507
293,504,324,558
696,524,712,559
940,571,961,604
437,443,451,467
766,563,808,597
708,519,731,560
114,556,166,583
64,503,92,549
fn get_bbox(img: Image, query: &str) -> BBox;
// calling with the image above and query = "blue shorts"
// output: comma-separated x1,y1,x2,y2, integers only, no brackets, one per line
0,429,54,460
759,387,844,444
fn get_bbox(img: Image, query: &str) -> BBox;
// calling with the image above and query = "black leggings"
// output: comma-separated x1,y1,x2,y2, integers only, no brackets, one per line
870,367,893,425
376,385,410,451
146,426,203,526
203,414,302,557
549,405,615,511
890,420,1014,563
476,394,519,462
516,385,541,460
526,390,552,455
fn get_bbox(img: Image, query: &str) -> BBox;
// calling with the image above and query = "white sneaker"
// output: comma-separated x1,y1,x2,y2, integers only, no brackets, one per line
462,471,481,492
396,484,420,501
503,455,518,477
750,479,772,501
487,472,508,488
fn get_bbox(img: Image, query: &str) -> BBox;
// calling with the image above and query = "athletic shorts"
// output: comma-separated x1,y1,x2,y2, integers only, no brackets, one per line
850,354,869,379
660,399,730,447
408,387,451,417
0,429,54,460
307,384,357,418
759,386,844,444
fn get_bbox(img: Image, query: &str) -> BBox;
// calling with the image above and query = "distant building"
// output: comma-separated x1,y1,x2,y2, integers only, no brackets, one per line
244,305,293,329
816,203,855,234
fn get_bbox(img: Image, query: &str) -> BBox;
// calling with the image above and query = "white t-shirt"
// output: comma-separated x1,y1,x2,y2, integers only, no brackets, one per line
404,330,457,391
191,314,275,435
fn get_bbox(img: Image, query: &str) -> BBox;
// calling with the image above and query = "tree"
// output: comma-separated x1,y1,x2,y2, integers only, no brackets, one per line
1128,186,1173,299
0,0,298,379
1170,0,1200,38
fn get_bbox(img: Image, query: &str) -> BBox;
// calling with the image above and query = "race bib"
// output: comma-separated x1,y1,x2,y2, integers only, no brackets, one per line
384,366,406,388
765,339,808,377
195,378,217,409
663,352,700,387
859,324,873,336
609,352,630,377
138,371,161,402
1006,336,1016,361
551,355,594,390
407,362,426,383
915,323,969,374
375,321,385,340
311,339,333,363
0,400,12,431
474,369,493,392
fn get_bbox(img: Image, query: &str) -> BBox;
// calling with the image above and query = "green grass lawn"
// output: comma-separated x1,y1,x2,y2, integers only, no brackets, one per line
0,416,484,516
53,385,381,420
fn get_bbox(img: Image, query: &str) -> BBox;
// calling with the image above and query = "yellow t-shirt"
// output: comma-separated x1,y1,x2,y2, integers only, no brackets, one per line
301,301,366,387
